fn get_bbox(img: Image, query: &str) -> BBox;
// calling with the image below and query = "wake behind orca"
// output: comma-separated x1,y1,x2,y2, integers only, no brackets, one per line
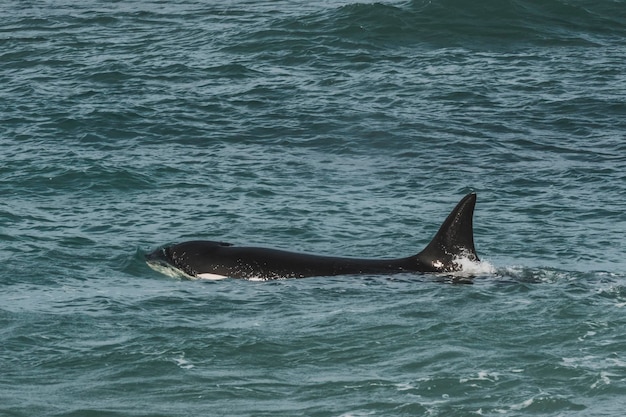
146,192,480,280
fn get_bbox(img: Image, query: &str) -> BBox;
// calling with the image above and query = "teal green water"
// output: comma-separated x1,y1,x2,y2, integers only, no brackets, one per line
2,0,626,415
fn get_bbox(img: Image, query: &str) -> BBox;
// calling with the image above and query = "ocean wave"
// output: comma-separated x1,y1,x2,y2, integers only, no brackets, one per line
264,0,626,50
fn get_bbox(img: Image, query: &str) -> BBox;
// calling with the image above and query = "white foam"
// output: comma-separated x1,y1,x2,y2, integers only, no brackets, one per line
591,372,611,389
246,276,269,282
395,382,416,391
459,371,500,384
452,255,497,276
507,397,535,412
173,355,194,369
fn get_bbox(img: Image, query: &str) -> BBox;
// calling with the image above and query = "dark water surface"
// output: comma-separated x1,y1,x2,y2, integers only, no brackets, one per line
2,0,626,415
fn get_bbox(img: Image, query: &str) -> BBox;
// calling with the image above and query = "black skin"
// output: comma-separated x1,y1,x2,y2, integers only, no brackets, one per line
146,193,479,280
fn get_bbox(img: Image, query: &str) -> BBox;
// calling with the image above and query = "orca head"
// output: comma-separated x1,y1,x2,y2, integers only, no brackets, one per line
145,241,234,279
145,246,195,278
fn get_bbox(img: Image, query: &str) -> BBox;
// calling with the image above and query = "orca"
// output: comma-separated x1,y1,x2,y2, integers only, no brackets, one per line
146,192,480,280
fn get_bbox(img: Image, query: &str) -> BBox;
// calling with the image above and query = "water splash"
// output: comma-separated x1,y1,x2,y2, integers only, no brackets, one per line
452,255,497,276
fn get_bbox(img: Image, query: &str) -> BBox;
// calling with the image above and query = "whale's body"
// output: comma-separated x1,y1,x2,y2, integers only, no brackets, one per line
146,193,480,280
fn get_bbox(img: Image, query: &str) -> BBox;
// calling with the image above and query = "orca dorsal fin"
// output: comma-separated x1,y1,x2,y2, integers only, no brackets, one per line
415,192,479,272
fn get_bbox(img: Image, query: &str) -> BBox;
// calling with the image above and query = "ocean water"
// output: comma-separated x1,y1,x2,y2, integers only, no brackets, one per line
2,0,626,415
